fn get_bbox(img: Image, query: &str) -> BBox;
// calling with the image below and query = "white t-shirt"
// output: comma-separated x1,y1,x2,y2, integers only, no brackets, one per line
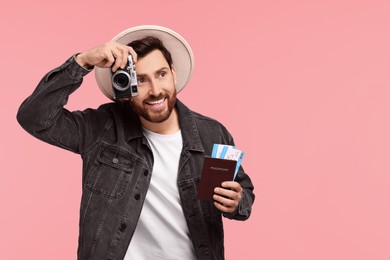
124,128,196,260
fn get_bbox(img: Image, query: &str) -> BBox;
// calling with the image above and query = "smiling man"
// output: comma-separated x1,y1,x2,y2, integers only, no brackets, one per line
17,26,255,260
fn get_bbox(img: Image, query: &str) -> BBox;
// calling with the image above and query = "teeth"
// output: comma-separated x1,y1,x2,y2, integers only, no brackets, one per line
147,98,165,105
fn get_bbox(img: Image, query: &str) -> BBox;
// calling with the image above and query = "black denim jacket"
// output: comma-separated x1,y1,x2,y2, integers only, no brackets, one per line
17,57,255,260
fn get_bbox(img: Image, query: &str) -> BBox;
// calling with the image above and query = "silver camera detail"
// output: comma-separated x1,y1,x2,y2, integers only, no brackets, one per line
111,55,139,99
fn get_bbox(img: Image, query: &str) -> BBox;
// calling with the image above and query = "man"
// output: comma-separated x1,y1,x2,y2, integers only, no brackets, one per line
17,25,255,260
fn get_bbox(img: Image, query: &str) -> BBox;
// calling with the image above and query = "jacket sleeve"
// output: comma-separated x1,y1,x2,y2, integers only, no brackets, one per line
222,129,255,221
16,56,108,154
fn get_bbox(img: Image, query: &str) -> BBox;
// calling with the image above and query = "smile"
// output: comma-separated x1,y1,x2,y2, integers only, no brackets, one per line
146,98,166,107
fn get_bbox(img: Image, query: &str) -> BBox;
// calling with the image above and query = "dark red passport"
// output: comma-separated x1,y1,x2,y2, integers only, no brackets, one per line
197,157,237,200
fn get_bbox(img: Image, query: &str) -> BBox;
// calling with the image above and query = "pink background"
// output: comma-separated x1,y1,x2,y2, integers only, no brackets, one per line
1,0,390,259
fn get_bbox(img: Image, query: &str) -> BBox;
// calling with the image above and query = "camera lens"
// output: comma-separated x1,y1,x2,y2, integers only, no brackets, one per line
112,71,130,91
114,74,129,87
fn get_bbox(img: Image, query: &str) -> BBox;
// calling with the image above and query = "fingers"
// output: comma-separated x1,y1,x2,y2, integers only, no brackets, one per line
110,44,137,72
127,46,138,62
213,182,243,213
214,186,241,201
214,201,237,213
213,193,239,213
102,47,115,68
78,42,137,72
110,47,127,72
221,181,243,193
109,44,135,72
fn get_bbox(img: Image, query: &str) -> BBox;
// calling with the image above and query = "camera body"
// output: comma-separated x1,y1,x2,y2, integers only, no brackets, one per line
111,55,139,99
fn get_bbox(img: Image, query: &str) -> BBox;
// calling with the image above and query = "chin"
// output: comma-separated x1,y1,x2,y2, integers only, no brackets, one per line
143,109,172,123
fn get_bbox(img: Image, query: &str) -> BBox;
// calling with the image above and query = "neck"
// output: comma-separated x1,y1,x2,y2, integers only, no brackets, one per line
140,108,180,135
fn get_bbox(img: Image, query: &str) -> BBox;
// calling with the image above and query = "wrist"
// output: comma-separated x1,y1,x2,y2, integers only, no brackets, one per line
75,53,94,70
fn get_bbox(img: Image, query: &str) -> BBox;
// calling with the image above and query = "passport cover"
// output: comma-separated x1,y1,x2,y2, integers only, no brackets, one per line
197,156,237,200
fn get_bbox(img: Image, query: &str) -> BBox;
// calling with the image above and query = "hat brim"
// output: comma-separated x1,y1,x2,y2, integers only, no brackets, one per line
95,25,195,100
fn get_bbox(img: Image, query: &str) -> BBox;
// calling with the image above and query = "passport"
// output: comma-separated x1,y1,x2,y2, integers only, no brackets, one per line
197,156,237,200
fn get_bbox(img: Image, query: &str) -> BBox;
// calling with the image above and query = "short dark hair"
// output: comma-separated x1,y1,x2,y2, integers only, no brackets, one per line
128,36,173,69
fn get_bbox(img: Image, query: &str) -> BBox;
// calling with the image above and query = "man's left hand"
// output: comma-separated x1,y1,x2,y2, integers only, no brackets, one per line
213,181,243,213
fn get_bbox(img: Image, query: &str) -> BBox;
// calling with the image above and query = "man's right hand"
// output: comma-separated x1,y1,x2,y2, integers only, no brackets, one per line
75,41,137,72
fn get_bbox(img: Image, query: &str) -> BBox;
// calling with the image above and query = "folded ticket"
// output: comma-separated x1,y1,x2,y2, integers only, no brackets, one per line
211,144,245,180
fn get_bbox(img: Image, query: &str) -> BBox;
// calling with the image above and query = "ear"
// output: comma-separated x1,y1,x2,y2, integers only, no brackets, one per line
171,66,177,86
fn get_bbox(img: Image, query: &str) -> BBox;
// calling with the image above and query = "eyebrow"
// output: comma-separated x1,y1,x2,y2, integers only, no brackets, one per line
136,67,170,78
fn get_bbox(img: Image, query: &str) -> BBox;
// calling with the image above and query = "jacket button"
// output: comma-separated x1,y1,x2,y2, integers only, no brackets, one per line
112,158,119,164
143,170,148,176
135,194,141,200
119,223,127,232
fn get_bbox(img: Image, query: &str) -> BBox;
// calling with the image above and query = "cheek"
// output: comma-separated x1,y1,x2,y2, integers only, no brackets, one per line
131,93,145,105
134,88,149,98
164,83,176,92
163,79,177,92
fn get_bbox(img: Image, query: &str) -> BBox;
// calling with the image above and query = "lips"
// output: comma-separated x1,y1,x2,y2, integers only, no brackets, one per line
145,97,166,105
144,97,167,110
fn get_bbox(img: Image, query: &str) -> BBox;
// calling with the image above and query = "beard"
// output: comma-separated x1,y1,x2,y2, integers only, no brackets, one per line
130,89,177,123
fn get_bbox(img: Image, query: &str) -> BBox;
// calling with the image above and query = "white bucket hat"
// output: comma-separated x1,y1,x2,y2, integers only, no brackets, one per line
95,25,195,100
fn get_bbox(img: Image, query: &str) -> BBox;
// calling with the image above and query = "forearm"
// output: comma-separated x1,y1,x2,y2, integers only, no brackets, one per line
17,55,91,150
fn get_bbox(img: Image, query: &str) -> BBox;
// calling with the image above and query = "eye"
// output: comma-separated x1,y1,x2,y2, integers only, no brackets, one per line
159,71,166,77
137,77,146,85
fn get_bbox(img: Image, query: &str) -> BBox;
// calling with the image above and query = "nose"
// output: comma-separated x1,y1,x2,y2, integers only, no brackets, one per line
148,79,162,96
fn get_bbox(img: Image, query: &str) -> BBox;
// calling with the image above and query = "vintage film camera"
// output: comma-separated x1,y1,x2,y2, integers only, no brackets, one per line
111,55,139,99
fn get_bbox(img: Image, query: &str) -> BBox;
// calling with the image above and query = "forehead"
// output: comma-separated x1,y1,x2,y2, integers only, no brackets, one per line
136,50,169,73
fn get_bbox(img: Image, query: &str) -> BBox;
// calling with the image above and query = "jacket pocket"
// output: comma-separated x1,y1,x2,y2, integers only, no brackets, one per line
85,145,135,199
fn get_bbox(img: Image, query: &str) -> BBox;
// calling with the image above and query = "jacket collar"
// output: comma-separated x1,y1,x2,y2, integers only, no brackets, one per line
122,99,204,153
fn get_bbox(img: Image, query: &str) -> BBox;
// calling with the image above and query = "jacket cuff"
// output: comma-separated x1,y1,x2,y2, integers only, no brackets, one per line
222,191,252,220
62,54,93,79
